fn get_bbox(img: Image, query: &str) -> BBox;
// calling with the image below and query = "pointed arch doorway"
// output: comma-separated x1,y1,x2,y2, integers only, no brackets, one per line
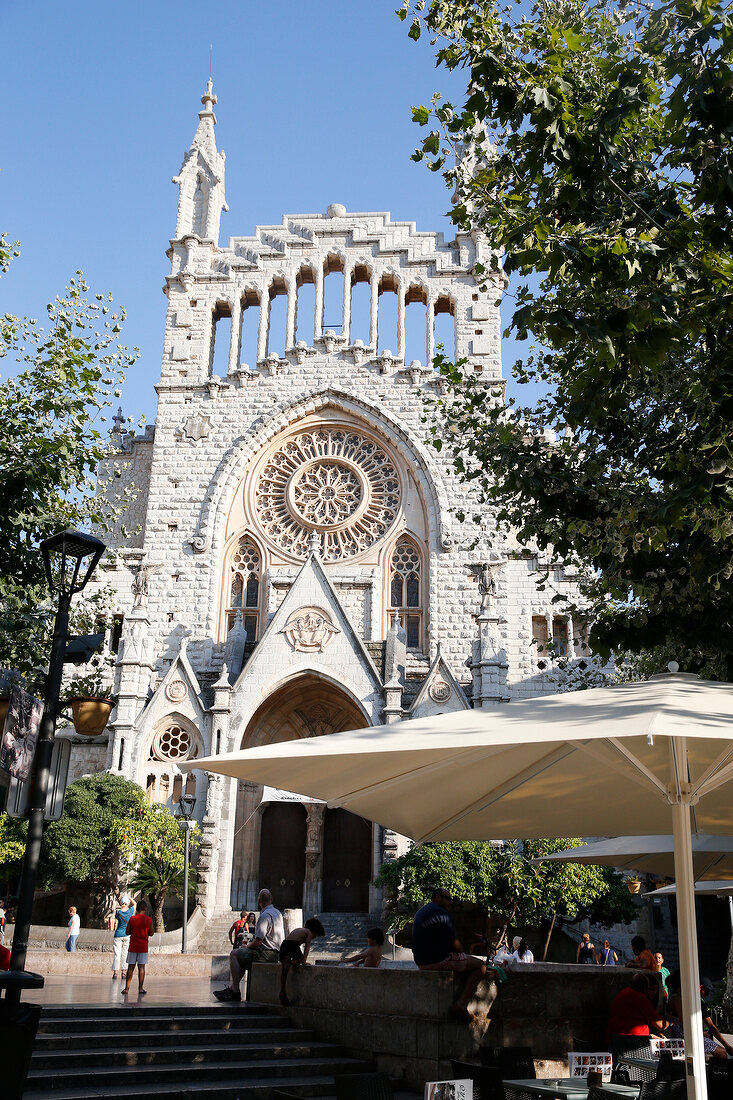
230,675,374,915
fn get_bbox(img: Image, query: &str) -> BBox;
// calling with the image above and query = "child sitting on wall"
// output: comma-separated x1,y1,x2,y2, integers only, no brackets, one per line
343,927,385,969
278,917,325,1006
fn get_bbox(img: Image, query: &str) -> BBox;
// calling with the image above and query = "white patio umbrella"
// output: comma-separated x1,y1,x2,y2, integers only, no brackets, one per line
644,881,733,898
535,834,733,880
184,671,733,1100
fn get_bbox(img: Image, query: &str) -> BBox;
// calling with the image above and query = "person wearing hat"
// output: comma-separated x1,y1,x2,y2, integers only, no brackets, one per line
667,971,733,1058
112,894,136,979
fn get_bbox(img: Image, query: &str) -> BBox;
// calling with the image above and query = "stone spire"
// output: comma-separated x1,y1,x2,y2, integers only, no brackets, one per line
172,78,227,242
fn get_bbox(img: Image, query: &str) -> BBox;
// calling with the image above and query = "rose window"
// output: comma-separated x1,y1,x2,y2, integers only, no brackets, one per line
291,462,362,526
254,428,400,560
149,722,196,762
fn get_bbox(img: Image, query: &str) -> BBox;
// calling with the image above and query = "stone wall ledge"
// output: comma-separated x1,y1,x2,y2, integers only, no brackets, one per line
250,962,649,1089
22,949,229,979
4,906,205,954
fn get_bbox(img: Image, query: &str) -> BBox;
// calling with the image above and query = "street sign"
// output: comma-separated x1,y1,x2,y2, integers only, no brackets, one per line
6,737,71,821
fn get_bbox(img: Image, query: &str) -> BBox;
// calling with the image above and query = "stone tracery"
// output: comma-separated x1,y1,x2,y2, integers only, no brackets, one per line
254,427,400,561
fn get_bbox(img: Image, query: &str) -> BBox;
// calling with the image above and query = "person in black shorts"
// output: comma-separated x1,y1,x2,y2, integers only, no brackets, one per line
278,917,325,1006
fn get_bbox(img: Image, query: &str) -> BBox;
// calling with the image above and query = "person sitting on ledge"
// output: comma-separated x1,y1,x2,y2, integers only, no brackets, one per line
412,887,498,1024
607,971,666,1041
625,934,659,971
343,927,385,969
214,888,283,1003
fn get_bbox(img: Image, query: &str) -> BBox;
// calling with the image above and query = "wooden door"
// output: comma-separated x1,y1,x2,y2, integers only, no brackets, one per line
322,809,372,912
258,802,306,911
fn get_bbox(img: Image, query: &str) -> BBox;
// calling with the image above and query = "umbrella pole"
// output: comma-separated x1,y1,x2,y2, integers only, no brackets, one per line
671,793,708,1100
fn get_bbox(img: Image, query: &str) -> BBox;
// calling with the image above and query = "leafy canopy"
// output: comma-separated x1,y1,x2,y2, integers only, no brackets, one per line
402,0,733,667
0,247,137,691
375,838,635,936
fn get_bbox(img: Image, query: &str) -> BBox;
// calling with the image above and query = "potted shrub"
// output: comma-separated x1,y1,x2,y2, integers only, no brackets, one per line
63,657,118,737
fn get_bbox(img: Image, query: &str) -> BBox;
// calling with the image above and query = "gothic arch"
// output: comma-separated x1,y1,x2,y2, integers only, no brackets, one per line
191,388,453,633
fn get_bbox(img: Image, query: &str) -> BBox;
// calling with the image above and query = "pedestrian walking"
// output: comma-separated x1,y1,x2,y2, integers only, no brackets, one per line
112,894,136,979
122,898,152,997
0,897,6,944
65,906,80,952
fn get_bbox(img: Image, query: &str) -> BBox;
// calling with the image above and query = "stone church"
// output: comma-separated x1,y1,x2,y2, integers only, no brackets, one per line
79,81,585,920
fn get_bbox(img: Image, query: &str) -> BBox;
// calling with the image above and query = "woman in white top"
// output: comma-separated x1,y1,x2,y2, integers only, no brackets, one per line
511,935,534,963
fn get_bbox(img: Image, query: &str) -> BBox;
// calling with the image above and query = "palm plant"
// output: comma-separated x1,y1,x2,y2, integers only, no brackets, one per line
129,850,196,933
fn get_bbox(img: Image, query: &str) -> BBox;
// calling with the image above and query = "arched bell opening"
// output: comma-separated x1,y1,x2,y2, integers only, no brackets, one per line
230,675,373,915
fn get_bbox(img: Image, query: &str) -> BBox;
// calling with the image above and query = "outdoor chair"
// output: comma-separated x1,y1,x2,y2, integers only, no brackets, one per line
610,1034,654,1063
613,1057,657,1084
333,1072,394,1100
707,1058,733,1100
638,1080,686,1100
450,1059,507,1100
497,1046,536,1080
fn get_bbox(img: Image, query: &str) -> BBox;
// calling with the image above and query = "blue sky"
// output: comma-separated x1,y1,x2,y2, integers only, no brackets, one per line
1,0,524,424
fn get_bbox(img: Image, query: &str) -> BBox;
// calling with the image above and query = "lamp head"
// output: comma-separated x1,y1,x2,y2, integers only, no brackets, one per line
41,530,106,597
176,794,196,821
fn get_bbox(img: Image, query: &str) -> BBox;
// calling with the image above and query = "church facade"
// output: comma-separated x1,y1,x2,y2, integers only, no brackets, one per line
81,82,585,919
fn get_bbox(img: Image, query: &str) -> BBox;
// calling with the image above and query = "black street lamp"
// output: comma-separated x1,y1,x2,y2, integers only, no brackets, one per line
175,794,196,953
7,530,106,992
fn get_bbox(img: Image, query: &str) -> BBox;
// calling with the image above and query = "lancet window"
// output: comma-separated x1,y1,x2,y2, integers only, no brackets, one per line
389,536,423,649
226,535,261,640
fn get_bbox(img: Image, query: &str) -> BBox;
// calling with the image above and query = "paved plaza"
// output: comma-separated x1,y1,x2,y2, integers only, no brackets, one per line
22,974,233,1006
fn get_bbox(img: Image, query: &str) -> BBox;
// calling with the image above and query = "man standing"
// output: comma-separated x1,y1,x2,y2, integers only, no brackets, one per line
112,895,136,979
0,898,6,943
214,888,284,1003
412,887,493,1023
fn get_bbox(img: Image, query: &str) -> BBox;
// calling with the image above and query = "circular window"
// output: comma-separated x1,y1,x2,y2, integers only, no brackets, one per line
254,428,401,560
150,722,195,762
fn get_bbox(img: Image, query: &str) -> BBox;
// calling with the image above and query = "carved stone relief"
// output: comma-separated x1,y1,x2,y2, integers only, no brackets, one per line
279,606,341,652
428,678,452,703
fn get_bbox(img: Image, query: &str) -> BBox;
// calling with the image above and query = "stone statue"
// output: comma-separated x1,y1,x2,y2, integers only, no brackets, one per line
478,561,497,613
132,565,150,608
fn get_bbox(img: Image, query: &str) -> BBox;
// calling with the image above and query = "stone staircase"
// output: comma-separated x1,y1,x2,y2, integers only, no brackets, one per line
23,1002,382,1099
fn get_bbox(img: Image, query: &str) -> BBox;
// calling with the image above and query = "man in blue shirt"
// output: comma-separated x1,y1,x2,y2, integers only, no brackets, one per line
112,895,136,979
412,887,492,1022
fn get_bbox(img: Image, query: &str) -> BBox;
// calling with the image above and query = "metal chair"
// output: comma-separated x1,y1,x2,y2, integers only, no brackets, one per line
707,1058,733,1100
497,1046,536,1080
638,1081,687,1100
333,1072,395,1100
610,1034,654,1062
614,1057,657,1084
450,1060,507,1100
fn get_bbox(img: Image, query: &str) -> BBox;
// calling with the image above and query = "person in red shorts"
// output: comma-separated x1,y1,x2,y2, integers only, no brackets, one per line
607,971,666,1041
0,942,10,970
122,898,152,997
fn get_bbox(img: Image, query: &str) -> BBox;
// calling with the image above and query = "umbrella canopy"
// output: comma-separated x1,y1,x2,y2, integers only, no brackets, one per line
185,671,733,1100
536,835,733,881
644,880,733,898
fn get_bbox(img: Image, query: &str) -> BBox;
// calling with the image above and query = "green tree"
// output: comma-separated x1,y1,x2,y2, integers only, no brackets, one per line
5,774,194,926
0,252,137,691
375,838,634,956
401,0,733,670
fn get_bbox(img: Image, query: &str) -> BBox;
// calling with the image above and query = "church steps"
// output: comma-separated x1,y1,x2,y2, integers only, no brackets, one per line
30,1039,348,1071
23,1004,376,1099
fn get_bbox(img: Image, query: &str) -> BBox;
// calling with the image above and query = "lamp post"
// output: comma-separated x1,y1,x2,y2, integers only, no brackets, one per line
175,793,196,953
7,530,105,996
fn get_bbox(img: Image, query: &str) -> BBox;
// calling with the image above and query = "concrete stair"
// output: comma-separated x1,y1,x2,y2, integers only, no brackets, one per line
23,1002,379,1099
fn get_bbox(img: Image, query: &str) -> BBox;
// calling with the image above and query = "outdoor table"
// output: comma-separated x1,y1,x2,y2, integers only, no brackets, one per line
503,1078,640,1100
